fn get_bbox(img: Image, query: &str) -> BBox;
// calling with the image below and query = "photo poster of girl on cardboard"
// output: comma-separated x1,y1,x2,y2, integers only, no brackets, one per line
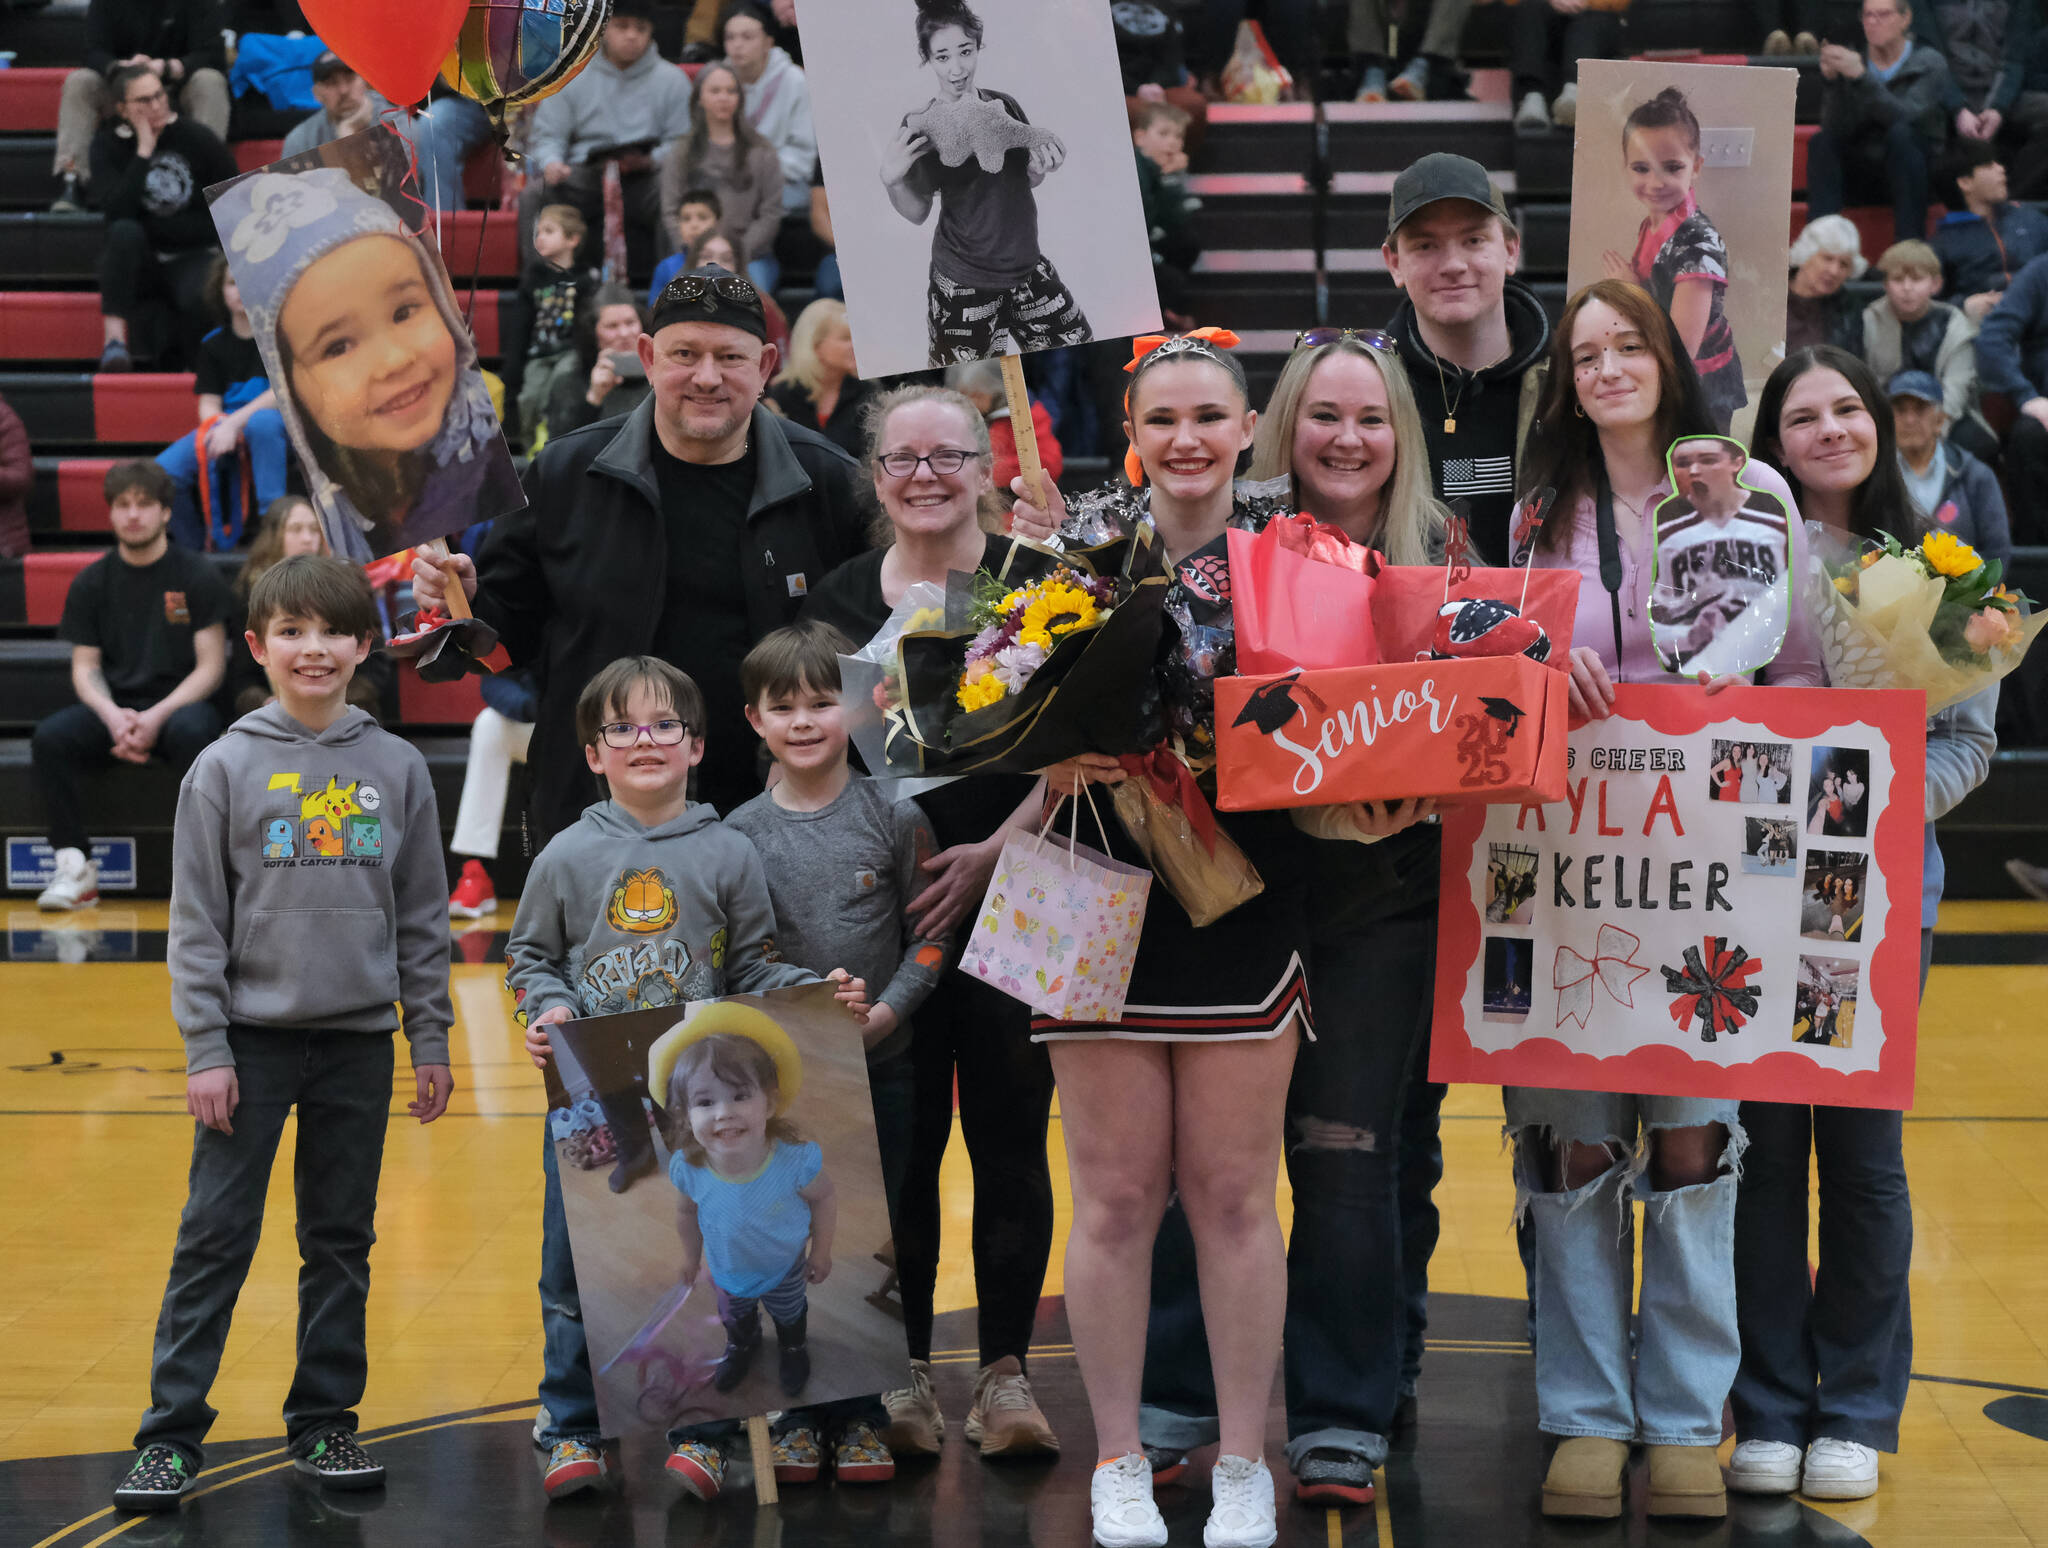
1568,59,1796,441
206,125,524,565
803,0,1161,378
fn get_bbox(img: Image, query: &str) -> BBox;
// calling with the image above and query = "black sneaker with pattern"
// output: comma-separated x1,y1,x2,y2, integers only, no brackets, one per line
293,1428,387,1491
113,1444,199,1511
1294,1447,1376,1505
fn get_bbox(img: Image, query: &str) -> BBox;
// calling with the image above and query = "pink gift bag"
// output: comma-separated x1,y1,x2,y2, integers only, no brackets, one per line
959,790,1152,1023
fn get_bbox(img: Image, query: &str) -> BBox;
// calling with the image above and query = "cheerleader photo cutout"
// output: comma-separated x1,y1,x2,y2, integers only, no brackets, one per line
1567,59,1795,439
1648,434,1794,677
802,0,1161,380
205,126,525,565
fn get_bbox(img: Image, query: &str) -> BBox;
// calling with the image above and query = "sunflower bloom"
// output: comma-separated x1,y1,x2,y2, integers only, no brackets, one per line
1017,581,1100,650
1920,531,1981,579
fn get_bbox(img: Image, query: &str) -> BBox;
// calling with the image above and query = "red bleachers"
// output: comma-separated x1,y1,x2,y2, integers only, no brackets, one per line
92,374,196,443
1792,124,1817,193
23,550,95,626
234,139,284,175
437,209,521,285
0,68,70,134
398,671,485,727
1787,202,1938,253
0,292,99,359
56,458,116,533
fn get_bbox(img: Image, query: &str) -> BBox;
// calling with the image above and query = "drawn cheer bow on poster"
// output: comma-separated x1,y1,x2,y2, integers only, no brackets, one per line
802,0,1160,378
541,985,910,1437
1430,684,1927,1109
205,127,525,567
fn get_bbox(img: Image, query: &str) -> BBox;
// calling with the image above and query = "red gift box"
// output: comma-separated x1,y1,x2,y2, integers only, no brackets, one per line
1215,653,1572,810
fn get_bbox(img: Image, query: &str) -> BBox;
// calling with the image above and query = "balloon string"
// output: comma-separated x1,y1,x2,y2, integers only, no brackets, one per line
464,206,488,331
378,106,433,240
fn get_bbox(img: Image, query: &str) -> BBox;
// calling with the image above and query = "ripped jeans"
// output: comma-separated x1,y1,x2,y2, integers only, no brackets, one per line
1503,1088,1745,1444
1143,875,1442,1470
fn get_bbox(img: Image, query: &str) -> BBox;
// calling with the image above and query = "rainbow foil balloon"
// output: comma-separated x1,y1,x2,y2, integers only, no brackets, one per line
441,0,610,134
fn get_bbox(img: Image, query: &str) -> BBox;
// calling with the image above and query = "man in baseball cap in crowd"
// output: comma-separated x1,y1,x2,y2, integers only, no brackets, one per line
281,53,493,212
1383,152,1553,564
1887,369,2013,563
412,267,866,841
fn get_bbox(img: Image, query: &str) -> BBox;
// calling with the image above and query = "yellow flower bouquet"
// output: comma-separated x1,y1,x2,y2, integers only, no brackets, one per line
1808,526,2046,714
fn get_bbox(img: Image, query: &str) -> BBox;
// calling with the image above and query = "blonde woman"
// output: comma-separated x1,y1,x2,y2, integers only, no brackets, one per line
1146,330,1451,1506
769,299,870,456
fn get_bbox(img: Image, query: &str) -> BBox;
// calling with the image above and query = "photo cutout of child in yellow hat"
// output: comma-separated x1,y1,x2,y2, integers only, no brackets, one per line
650,1003,834,1399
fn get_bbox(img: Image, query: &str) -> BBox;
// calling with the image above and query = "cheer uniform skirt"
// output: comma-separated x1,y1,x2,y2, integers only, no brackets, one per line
1030,803,1314,1043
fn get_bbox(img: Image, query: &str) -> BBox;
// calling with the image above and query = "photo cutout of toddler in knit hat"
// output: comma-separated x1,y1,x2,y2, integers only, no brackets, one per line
206,128,524,564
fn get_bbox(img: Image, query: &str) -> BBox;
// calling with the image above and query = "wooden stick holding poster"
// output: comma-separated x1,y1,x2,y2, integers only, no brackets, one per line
1429,684,1927,1109
999,351,1046,509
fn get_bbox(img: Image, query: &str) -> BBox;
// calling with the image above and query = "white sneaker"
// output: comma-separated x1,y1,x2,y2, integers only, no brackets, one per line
1801,1437,1879,1499
36,847,98,911
1727,1439,1802,1494
1552,83,1579,126
1204,1454,1278,1548
1515,90,1549,131
1091,1453,1168,1548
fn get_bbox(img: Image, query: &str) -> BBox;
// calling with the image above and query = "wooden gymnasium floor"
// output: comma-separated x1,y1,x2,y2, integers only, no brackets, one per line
3,898,2046,1548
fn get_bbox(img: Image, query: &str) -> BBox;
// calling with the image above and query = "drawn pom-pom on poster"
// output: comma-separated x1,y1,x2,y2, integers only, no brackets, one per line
1661,935,1764,1043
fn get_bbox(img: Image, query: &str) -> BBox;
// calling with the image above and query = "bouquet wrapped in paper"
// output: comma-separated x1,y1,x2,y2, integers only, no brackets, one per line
1804,524,2046,715
838,499,1169,780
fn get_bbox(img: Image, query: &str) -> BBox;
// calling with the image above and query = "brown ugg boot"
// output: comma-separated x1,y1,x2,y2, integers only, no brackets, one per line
1646,1444,1728,1517
1541,1437,1629,1518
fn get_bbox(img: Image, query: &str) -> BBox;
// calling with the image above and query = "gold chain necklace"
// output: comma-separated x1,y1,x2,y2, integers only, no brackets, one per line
1430,343,1510,435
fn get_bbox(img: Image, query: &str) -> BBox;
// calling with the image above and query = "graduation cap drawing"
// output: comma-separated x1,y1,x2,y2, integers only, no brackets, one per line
1481,696,1528,736
1232,673,1329,736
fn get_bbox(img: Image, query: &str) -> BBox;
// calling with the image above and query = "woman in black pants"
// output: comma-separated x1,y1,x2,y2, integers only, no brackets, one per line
90,63,237,373
800,383,1060,1459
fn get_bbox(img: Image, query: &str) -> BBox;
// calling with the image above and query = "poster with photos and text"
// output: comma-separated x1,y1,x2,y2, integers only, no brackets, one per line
1431,684,1927,1109
802,0,1161,379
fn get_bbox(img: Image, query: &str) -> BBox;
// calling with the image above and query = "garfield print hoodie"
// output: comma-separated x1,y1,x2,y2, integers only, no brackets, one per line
505,799,816,1023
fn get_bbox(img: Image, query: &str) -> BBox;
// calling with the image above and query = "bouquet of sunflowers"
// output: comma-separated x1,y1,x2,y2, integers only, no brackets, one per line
1806,525,2046,715
841,508,1168,780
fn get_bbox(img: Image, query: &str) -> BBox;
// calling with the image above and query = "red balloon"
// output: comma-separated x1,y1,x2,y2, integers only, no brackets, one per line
300,0,473,108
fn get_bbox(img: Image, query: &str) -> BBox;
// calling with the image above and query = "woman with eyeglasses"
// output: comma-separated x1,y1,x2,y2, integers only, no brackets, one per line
1009,329,1432,1548
90,62,237,373
799,384,1065,1462
881,0,1094,366
1133,329,1450,1507
1726,346,1994,1503
1508,280,1825,1522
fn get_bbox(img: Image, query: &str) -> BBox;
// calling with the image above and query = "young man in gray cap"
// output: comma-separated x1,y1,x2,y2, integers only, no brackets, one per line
1888,369,2012,560
1384,152,1554,563
412,267,865,842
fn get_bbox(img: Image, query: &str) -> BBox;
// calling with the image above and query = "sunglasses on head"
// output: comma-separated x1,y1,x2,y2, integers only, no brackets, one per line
657,273,763,312
1293,327,1398,353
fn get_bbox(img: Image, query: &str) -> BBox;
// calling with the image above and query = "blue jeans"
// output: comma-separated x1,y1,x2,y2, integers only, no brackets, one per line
1503,1087,1745,1443
1732,1102,1911,1452
1143,829,1445,1469
157,410,289,552
134,1027,394,1466
536,1121,603,1447
746,254,780,297
406,95,495,213
813,252,844,300
1804,118,1931,246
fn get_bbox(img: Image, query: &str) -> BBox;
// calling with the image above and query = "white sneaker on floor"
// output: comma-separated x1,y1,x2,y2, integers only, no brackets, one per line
36,847,98,911
1091,1453,1168,1548
1801,1438,1879,1499
1727,1439,1802,1494
1204,1454,1278,1548
1552,83,1579,126
1515,90,1549,131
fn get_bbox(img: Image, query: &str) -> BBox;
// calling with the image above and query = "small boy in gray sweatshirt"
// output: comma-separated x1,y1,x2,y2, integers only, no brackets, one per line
115,556,454,1514
507,654,869,1504
724,622,944,1488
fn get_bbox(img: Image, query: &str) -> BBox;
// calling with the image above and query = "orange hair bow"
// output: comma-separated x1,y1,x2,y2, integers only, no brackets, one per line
1121,327,1244,484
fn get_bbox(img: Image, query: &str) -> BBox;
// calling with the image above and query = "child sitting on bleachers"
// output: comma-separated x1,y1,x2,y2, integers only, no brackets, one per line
517,204,600,445
1132,101,1201,329
156,257,288,553
1859,239,2000,465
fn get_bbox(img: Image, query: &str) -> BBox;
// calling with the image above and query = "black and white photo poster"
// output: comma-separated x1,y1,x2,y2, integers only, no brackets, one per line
802,0,1161,378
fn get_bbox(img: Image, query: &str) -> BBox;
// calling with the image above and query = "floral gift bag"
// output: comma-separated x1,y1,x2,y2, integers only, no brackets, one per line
960,791,1152,1022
